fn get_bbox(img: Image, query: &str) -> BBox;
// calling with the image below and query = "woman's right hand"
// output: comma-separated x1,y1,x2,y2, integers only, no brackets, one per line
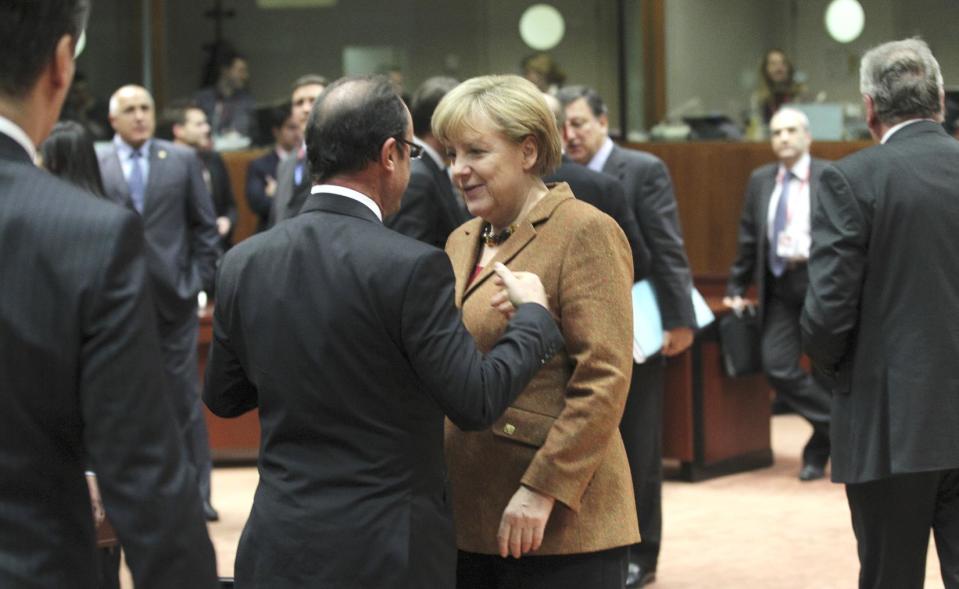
497,485,556,558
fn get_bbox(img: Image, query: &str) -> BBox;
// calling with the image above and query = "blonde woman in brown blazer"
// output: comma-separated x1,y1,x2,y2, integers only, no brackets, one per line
433,75,639,588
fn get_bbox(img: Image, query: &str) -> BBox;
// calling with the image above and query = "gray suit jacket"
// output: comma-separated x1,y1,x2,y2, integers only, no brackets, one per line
602,144,695,330
0,132,216,588
267,152,310,228
801,121,959,483
727,158,827,325
99,138,219,326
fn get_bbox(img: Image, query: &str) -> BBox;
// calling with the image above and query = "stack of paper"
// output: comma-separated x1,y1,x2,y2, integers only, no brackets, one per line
632,280,715,363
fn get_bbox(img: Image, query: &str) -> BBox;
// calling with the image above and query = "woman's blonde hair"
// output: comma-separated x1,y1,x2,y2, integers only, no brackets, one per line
432,75,562,176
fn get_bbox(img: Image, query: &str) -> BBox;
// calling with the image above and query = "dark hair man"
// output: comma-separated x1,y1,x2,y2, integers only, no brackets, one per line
168,101,238,249
245,102,299,230
0,1,216,587
98,84,221,522
384,75,470,248
204,75,563,588
194,52,255,138
724,107,832,481
801,38,959,589
267,73,327,227
557,84,697,589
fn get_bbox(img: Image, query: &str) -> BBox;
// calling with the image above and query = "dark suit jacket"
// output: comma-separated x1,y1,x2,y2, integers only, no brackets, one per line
199,149,237,247
545,156,650,281
385,154,469,249
245,149,281,231
0,132,216,588
602,144,695,329
204,192,563,588
800,121,959,484
726,157,827,324
266,151,310,228
99,138,219,327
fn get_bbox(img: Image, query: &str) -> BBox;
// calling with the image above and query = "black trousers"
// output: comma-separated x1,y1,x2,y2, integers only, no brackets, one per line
846,469,959,589
160,312,212,504
456,546,627,589
619,358,664,570
762,266,830,467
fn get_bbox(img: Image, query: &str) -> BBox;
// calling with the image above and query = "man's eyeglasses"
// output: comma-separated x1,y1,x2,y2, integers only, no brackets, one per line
394,137,423,160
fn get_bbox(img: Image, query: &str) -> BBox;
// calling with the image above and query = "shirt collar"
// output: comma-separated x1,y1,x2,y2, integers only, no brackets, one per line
0,115,37,164
779,152,811,181
416,138,445,170
587,136,615,172
311,184,383,221
113,135,152,159
881,118,933,144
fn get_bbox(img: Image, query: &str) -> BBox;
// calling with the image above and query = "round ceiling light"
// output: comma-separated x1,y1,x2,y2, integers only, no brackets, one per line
824,0,865,44
519,4,565,51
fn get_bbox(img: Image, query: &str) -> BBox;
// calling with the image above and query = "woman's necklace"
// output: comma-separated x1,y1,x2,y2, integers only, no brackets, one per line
481,223,517,247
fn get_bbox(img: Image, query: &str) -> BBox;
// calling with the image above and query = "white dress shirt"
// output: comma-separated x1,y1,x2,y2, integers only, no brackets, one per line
311,184,383,221
587,137,615,173
113,135,152,186
0,115,37,164
766,153,812,261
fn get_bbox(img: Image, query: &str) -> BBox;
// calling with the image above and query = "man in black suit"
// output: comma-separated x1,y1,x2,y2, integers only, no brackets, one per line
541,92,648,281
0,2,216,587
801,39,959,589
245,103,299,231
385,76,469,247
99,85,221,521
724,107,831,481
205,75,563,588
267,73,327,227
559,85,697,588
168,101,237,250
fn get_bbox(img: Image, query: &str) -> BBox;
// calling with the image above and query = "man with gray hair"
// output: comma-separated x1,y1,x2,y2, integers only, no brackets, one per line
801,38,959,588
725,107,831,481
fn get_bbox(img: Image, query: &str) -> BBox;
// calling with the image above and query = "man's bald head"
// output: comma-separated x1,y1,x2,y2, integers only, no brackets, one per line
306,76,410,183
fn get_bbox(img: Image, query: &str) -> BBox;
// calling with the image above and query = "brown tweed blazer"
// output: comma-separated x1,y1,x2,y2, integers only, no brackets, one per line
444,182,640,555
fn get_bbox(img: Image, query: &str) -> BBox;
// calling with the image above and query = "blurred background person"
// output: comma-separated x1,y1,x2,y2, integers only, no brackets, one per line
39,119,119,589
749,48,808,137
724,107,831,481
434,74,638,588
165,100,237,251
195,51,255,144
521,52,566,94
245,102,297,232
98,84,221,523
385,76,468,248
59,71,110,141
268,73,327,227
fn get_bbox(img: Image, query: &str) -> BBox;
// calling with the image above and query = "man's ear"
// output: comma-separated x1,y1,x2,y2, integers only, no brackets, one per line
598,113,609,133
381,137,398,172
863,94,881,141
51,34,76,92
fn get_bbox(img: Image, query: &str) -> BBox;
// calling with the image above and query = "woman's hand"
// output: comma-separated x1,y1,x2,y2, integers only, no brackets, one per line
497,485,555,558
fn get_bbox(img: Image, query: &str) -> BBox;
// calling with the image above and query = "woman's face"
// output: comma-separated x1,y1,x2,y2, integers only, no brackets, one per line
765,51,789,84
447,115,535,227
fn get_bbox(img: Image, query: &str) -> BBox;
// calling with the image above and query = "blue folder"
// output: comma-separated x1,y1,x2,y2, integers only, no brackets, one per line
632,280,715,363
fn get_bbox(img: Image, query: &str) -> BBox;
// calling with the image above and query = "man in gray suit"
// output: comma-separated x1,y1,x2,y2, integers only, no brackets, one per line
99,84,221,521
725,107,831,481
802,38,959,588
267,74,326,227
559,85,697,588
0,1,216,587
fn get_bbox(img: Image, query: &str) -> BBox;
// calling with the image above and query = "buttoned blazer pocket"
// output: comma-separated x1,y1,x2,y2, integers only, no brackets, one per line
491,406,555,448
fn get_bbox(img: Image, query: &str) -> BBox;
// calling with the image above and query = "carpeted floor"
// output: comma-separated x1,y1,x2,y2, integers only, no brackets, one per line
122,415,947,587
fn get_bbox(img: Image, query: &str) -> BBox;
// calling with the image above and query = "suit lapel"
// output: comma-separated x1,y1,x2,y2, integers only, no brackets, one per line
100,149,135,211
143,142,170,215
758,167,777,238
450,218,484,307
461,187,573,302
602,145,627,182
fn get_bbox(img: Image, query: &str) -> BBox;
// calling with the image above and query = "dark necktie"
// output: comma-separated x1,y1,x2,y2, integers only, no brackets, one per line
128,149,145,214
769,170,793,277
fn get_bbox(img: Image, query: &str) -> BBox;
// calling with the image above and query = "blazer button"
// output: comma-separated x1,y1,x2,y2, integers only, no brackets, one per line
503,423,516,436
